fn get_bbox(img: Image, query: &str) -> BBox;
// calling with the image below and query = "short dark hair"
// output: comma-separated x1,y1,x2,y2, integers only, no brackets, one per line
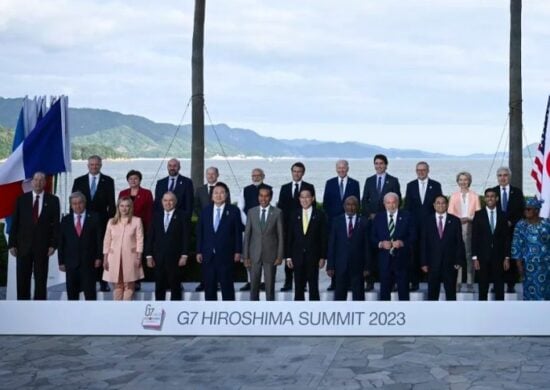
213,182,230,194
257,184,273,199
373,154,388,165
484,188,499,197
291,162,306,173
299,187,314,197
434,194,448,204
126,169,142,181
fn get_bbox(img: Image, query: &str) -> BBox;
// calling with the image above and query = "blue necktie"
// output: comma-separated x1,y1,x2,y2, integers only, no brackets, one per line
90,176,97,199
502,187,508,213
377,176,382,194
214,207,221,232
339,179,344,200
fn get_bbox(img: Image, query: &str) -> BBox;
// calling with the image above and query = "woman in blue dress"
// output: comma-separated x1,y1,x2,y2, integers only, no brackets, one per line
511,198,550,300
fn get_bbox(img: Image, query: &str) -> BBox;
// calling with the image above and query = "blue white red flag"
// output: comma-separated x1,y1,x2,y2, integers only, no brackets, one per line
531,95,550,218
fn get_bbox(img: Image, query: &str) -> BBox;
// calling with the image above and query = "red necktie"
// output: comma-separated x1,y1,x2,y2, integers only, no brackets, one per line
348,216,354,238
32,195,39,224
76,214,83,237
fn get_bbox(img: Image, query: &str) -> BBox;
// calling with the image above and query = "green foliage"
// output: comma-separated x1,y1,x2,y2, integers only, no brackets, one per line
0,127,14,159
71,143,127,160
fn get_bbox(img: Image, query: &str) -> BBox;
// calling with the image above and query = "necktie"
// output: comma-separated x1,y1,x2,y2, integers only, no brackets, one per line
438,215,444,239
388,213,395,239
32,195,39,224
348,216,354,238
208,185,214,198
420,181,426,204
502,187,508,212
490,210,495,233
169,178,175,192
293,183,299,199
164,213,170,232
90,176,97,199
260,208,267,230
302,209,309,234
377,176,382,194
214,207,221,232
339,179,345,200
75,214,82,237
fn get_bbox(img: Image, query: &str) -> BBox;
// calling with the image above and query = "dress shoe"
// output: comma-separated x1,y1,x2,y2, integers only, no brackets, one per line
507,285,516,294
410,283,419,292
99,281,110,292
240,282,251,291
195,282,204,292
280,283,292,292
365,282,374,292
260,282,266,291
135,281,141,291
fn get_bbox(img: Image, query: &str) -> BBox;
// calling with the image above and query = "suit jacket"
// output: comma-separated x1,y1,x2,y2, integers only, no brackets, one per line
102,216,144,283
471,208,511,264
8,191,60,257
323,176,361,221
491,185,525,226
194,183,231,216
72,173,116,228
277,181,316,228
286,207,327,263
58,211,103,270
370,210,414,270
145,209,189,267
447,190,481,219
327,214,369,276
404,178,442,228
154,174,194,219
421,213,466,270
197,204,243,263
243,205,284,263
119,187,154,230
361,173,401,216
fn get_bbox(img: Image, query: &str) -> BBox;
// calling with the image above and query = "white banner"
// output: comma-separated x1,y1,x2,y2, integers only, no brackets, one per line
1,301,549,336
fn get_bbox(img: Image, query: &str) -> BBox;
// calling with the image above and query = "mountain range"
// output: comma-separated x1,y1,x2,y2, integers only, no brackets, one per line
0,97,537,159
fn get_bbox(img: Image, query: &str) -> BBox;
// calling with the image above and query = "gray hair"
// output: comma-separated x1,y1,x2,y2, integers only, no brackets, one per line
496,166,512,177
383,192,399,203
336,159,349,168
69,191,87,205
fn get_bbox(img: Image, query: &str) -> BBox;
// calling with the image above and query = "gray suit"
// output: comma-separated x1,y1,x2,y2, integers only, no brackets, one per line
243,205,284,300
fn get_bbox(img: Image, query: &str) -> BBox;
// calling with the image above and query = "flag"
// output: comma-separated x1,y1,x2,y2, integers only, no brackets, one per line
531,95,550,218
0,97,70,219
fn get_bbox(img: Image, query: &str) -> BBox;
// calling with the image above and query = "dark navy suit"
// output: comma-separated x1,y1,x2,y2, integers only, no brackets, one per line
197,204,243,300
421,213,466,300
327,214,369,300
371,210,414,301
361,173,401,217
404,178,442,285
154,174,194,220
323,176,361,229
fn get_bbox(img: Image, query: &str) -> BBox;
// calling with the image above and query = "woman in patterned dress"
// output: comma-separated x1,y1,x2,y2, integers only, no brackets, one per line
511,198,550,300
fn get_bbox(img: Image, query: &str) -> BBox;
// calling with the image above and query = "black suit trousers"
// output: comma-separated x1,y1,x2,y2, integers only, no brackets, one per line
202,258,235,301
17,252,49,300
293,256,320,301
334,270,365,301
477,260,504,301
66,267,97,300
427,266,458,301
154,263,182,301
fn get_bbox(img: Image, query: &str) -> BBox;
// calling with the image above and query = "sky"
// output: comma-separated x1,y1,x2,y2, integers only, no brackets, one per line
0,0,549,155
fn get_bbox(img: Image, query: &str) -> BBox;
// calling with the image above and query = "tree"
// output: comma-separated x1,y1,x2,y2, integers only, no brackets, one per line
191,0,206,189
509,0,522,189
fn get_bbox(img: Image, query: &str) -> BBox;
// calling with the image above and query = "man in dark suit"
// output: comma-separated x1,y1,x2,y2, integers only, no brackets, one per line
404,161,442,291
371,192,414,301
421,195,466,301
243,185,284,301
286,187,327,301
193,166,230,292
492,166,525,293
146,191,189,301
194,166,231,216
472,188,511,300
327,196,369,300
196,182,243,301
8,172,60,300
361,154,401,292
154,158,194,221
323,159,361,291
277,161,316,291
238,168,273,292
58,192,103,300
71,154,115,292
